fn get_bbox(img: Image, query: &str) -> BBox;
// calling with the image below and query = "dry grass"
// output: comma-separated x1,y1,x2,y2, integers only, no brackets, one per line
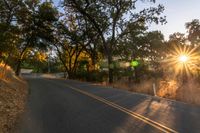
0,63,13,80
109,77,200,106
156,78,200,105
112,79,153,95
0,63,28,133
157,80,178,99
176,79,200,105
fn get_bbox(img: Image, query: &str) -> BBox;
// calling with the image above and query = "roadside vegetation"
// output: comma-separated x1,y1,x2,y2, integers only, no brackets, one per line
1,0,200,108
0,63,27,132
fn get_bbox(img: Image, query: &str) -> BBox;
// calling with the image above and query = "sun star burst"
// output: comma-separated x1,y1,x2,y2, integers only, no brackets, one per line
164,45,200,76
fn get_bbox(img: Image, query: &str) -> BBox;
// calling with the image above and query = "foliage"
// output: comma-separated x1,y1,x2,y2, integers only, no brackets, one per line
1,0,200,86
186,19,200,45
0,0,58,75
63,0,166,83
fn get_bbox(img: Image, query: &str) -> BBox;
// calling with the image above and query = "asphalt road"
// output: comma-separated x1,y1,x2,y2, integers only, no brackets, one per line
19,77,200,133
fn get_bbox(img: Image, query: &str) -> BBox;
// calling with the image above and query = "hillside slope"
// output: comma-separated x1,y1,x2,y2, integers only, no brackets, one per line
0,63,28,133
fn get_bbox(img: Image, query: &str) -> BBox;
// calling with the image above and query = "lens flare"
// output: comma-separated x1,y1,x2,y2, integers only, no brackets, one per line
163,45,200,76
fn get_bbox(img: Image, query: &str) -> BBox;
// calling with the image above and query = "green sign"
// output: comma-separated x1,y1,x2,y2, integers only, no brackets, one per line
130,60,139,67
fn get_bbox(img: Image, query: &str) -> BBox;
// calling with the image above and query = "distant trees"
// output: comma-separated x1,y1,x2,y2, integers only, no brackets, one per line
63,0,166,83
53,14,90,78
167,19,200,48
14,1,58,75
0,0,58,75
0,0,21,65
167,19,200,55
0,0,167,81
1,0,200,84
186,19,200,46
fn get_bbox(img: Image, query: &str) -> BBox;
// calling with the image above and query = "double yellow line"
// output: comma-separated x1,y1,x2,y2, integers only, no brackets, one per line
66,84,178,133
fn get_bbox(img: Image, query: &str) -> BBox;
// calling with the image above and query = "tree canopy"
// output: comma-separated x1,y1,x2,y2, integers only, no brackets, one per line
1,0,200,84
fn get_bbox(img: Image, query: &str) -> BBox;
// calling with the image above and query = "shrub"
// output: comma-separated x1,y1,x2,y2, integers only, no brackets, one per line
0,63,14,80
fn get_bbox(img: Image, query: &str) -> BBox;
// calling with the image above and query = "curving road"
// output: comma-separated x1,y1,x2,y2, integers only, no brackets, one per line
19,77,200,133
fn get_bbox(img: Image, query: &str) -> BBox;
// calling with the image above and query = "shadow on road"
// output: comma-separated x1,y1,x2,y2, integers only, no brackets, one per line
19,78,200,133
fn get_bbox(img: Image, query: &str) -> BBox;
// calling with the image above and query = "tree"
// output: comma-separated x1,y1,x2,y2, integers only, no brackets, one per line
14,1,58,76
117,23,165,82
23,50,48,72
186,19,200,46
116,20,148,60
0,0,21,24
53,11,104,78
168,32,186,46
53,18,85,78
63,0,166,83
0,24,19,64
78,22,102,71
55,41,84,78
0,0,21,64
144,31,165,60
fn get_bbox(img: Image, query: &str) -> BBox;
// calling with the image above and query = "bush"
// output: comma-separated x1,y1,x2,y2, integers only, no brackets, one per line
76,70,107,82
0,63,14,80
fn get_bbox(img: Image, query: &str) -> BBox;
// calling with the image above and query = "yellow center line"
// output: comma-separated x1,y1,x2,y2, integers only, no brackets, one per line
65,84,178,133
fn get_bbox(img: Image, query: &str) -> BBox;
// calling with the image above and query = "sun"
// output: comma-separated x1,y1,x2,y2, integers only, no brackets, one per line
164,45,200,76
178,55,189,63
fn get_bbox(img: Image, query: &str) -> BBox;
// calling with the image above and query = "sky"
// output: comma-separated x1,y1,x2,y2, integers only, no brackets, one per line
52,0,200,40
139,0,200,40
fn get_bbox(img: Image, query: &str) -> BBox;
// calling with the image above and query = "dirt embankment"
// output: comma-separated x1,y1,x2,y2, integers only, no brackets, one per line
0,63,28,133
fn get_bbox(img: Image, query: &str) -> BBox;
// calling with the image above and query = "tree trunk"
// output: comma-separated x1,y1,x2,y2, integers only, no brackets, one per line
91,54,96,71
92,61,96,71
15,46,28,76
15,59,22,76
134,66,140,83
68,71,74,79
108,52,113,84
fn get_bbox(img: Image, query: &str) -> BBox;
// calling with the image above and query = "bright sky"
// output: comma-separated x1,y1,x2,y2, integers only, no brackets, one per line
145,0,200,40
53,0,200,40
